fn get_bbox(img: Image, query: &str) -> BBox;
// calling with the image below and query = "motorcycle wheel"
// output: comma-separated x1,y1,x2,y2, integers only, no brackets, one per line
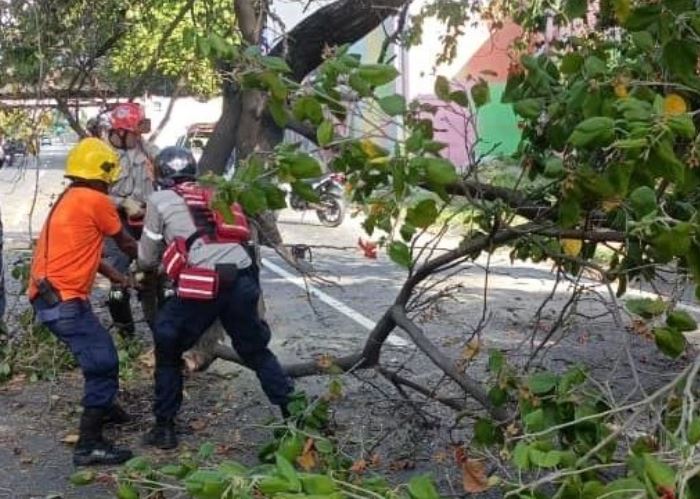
316,194,345,227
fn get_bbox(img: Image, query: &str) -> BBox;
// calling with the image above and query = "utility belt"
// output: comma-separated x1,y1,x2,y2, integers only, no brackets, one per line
162,233,252,301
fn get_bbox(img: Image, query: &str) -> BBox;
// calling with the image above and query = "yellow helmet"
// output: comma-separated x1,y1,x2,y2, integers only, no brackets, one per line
65,138,121,183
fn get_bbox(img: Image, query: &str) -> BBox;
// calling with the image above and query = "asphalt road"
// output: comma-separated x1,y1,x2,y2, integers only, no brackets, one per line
0,146,696,498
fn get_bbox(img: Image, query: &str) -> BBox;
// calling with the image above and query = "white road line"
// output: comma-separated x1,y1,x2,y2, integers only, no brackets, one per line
261,257,410,348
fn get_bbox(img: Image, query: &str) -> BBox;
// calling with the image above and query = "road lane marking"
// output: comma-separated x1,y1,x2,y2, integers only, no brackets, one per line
261,257,410,347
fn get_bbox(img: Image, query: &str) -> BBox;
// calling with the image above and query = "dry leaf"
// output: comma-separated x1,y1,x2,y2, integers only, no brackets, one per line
316,354,335,370
350,459,367,474
139,349,156,369
664,94,687,116
388,459,415,471
432,450,449,464
561,238,582,257
462,339,481,361
189,419,208,431
461,458,488,493
296,438,318,471
61,434,80,445
614,83,628,99
369,453,381,468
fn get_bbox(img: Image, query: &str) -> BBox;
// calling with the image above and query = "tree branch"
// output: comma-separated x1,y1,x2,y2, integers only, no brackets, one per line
269,0,410,82
390,305,508,421
129,0,195,99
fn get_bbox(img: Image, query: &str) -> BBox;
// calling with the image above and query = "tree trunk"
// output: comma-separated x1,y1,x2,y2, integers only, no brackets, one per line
188,0,410,371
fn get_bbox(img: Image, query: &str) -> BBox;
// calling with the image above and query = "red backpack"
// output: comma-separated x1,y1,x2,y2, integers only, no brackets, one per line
161,182,251,300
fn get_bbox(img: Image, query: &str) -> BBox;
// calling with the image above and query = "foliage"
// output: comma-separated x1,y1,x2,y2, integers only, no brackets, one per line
74,388,443,498
106,0,237,96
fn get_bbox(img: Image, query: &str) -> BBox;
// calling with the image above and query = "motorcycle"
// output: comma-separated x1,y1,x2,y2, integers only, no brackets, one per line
285,172,346,227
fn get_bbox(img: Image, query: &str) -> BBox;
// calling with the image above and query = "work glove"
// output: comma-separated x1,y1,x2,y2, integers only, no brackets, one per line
122,197,145,218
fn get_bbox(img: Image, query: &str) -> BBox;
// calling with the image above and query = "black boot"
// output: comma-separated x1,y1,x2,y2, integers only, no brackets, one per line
107,289,135,338
73,408,133,466
142,418,177,450
103,403,132,425
279,404,291,419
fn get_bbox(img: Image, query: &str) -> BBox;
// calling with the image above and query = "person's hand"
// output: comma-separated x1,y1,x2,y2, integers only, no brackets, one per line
122,197,145,218
113,272,142,290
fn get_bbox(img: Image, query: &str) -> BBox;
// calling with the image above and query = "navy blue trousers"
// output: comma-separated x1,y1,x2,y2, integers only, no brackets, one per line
153,267,293,420
34,298,119,408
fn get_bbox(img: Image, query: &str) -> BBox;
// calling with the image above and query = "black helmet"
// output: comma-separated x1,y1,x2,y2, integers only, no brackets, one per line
155,146,197,187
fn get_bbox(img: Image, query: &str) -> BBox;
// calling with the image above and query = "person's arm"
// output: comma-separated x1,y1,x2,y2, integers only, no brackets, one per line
114,227,138,259
98,260,130,287
138,198,165,271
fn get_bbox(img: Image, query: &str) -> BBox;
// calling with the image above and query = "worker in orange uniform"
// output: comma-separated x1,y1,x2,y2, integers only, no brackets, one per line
28,138,139,466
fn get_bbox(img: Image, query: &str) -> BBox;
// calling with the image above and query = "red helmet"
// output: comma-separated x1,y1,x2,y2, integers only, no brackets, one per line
110,103,146,133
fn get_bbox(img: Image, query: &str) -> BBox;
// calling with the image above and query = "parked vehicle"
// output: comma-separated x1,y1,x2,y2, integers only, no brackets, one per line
284,172,346,227
40,135,52,146
175,123,215,163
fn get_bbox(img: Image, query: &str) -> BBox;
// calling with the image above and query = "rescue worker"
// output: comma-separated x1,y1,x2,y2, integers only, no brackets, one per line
103,102,159,336
28,138,138,466
139,147,293,449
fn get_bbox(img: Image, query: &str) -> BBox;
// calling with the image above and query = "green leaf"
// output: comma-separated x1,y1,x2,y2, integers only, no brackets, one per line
125,456,150,472
197,442,216,459
602,477,645,498
689,419,700,445
513,98,543,119
70,470,95,486
560,53,584,74
471,80,490,108
543,157,564,178
512,441,530,470
662,40,699,82
584,56,607,77
666,310,697,332
642,453,676,488
631,31,655,52
565,0,588,19
261,56,291,73
488,386,507,407
239,186,269,215
668,114,696,139
160,464,186,477
291,181,320,203
474,418,499,445
625,298,665,318
277,432,304,463
568,116,615,147
654,327,687,358
388,241,412,268
407,474,440,499
528,372,558,394
301,474,337,494
424,158,458,185
268,98,289,128
293,96,323,125
406,199,438,228
286,153,322,179
317,120,334,147
314,438,333,454
488,349,505,373
378,94,406,116
116,484,139,499
434,75,451,101
275,453,301,491
261,184,287,210
629,186,657,217
529,448,562,468
449,90,469,107
357,64,399,86
524,409,545,431
349,72,372,97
